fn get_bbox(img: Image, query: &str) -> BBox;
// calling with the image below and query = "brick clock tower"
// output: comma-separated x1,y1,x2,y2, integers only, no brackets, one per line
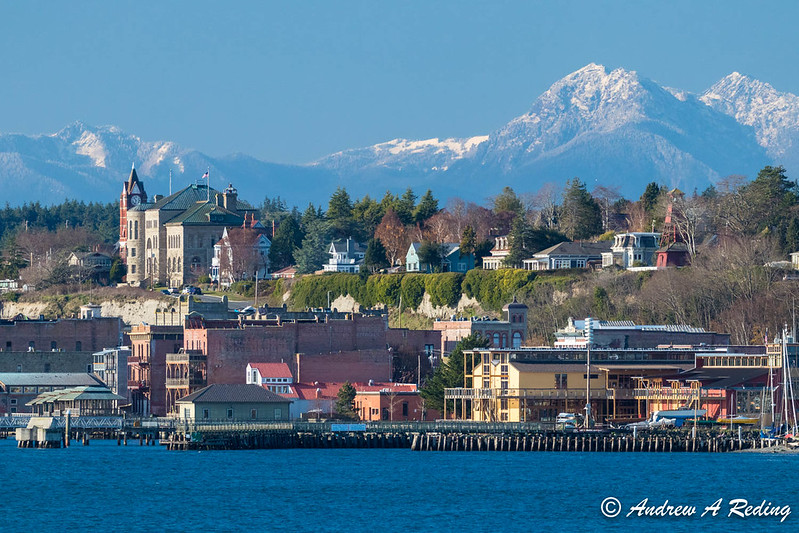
119,165,147,262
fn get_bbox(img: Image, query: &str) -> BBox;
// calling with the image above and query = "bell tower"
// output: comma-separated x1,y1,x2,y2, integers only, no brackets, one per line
119,165,147,262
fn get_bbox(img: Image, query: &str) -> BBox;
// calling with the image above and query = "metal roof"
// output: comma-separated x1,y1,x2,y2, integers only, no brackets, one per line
27,386,125,405
0,373,103,387
164,202,245,226
176,384,290,404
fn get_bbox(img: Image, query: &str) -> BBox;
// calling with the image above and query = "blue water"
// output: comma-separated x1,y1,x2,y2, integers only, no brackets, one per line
1,438,797,532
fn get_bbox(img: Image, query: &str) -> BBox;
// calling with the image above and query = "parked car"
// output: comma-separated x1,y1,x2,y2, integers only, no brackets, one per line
181,286,202,295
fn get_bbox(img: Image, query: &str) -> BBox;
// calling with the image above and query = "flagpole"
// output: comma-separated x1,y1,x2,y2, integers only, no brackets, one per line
206,167,210,203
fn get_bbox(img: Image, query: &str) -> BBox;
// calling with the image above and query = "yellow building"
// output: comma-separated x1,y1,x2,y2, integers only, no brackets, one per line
445,348,692,423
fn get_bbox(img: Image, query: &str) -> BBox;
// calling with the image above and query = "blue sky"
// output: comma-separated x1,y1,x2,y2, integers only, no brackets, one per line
1,1,796,164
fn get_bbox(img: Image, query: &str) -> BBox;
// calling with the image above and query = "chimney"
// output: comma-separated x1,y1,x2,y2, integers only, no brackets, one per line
223,183,238,211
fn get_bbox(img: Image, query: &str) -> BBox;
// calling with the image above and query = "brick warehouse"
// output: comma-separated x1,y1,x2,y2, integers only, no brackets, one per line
162,312,441,414
0,310,123,374
182,313,393,385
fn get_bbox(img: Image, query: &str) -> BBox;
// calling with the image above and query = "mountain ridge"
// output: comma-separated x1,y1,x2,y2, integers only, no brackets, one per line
0,64,796,205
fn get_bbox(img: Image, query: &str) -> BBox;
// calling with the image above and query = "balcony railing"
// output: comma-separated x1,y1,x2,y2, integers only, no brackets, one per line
166,353,206,364
166,377,206,388
445,388,612,401
632,388,725,400
127,380,150,390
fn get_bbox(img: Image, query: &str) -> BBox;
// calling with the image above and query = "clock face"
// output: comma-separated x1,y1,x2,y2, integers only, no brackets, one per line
130,195,141,206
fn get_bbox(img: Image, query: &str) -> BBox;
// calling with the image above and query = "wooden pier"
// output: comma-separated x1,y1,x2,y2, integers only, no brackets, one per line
162,420,774,452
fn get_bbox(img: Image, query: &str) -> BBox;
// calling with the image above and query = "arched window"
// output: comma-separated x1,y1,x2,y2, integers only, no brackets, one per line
513,332,522,349
134,220,138,239
191,257,201,271
251,370,258,384
493,333,500,347
146,238,151,250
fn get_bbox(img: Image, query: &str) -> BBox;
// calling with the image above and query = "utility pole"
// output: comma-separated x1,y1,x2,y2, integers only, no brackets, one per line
254,270,259,310
585,317,593,429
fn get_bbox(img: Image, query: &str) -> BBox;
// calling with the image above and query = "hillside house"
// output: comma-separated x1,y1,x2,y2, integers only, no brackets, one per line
522,241,610,271
323,238,365,273
481,235,510,270
601,232,661,269
406,242,475,273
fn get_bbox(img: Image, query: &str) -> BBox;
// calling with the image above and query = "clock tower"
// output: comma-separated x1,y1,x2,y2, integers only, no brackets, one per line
119,165,148,262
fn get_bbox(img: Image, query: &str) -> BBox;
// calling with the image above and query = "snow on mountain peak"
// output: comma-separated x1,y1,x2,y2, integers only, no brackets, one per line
701,72,799,158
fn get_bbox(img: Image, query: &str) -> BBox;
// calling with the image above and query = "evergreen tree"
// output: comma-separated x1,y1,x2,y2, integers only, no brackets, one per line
352,195,385,240
363,238,390,273
640,182,662,214
420,334,491,414
394,188,417,225
492,186,525,216
327,187,355,239
413,189,439,224
269,215,303,270
559,178,602,240
459,225,476,255
786,217,799,253
109,257,126,284
335,381,359,420
504,216,568,267
294,218,329,274
741,165,798,233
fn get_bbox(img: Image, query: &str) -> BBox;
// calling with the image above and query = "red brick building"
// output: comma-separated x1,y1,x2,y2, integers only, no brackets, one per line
434,299,528,356
128,324,183,416
354,382,438,421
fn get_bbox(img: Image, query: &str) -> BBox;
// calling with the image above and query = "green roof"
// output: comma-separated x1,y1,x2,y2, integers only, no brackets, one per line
149,184,254,212
164,202,245,226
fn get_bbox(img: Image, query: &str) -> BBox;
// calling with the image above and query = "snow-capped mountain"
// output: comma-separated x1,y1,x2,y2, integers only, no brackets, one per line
0,122,333,205
315,63,775,198
2,63,799,206
700,72,799,171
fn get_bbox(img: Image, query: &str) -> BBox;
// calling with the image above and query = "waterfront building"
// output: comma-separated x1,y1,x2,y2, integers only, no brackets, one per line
444,345,727,423
433,299,527,356
353,382,431,421
27,385,125,416
554,317,730,349
246,362,294,394
175,384,291,421
0,373,104,414
128,324,183,417
0,309,123,374
92,346,130,403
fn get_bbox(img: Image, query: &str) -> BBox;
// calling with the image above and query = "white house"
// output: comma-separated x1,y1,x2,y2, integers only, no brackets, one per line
211,221,271,287
482,235,510,270
601,232,661,269
246,362,294,394
323,237,365,273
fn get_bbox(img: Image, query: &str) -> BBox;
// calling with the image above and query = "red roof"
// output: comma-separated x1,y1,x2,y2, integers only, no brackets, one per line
290,381,417,400
248,362,293,379
294,382,343,401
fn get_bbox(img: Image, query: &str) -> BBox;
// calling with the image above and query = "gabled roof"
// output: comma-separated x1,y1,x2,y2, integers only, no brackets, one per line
249,362,293,379
533,241,611,257
176,384,289,404
330,238,365,254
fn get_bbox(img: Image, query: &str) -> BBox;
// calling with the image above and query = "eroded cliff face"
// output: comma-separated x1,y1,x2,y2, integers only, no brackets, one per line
0,298,167,325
